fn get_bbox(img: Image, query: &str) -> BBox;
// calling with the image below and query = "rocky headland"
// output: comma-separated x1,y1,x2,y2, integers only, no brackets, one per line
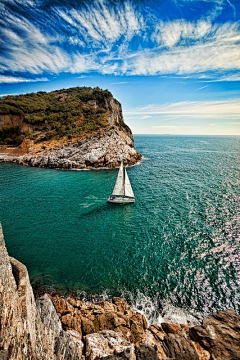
0,87,141,169
1,223,239,360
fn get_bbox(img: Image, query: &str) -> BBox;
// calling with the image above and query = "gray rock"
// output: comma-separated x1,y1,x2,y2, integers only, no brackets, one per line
0,224,84,360
85,330,134,360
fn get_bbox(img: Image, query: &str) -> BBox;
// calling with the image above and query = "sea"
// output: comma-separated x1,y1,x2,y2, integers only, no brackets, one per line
0,135,239,324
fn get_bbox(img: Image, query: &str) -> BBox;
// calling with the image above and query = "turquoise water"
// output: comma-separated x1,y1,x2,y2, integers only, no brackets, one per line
0,135,239,322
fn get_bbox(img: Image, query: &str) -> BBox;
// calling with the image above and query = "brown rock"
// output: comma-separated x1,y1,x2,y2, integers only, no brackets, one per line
61,313,82,336
96,313,108,331
135,345,159,360
180,324,190,334
161,322,182,334
148,324,166,341
140,329,167,359
114,326,132,342
163,333,200,360
81,316,95,335
68,297,84,309
190,310,240,360
112,298,128,314
192,341,210,360
50,295,74,315
130,313,146,345
100,300,117,313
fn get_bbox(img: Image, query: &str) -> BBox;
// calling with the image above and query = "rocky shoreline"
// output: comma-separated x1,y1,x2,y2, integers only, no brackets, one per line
0,125,142,170
1,224,239,360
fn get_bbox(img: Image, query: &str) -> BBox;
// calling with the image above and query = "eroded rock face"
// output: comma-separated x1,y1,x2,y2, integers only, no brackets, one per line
15,126,141,169
0,224,84,360
190,310,240,360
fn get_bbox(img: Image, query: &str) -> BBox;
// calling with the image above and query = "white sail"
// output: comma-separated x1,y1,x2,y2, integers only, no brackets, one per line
124,168,135,198
112,161,125,196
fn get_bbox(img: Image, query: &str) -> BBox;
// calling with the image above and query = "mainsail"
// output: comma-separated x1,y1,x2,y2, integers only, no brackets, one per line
111,161,134,198
112,161,125,196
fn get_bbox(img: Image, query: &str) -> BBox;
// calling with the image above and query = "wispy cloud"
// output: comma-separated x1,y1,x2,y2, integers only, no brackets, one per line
110,81,128,85
194,85,209,91
0,0,240,79
125,99,240,120
0,75,48,84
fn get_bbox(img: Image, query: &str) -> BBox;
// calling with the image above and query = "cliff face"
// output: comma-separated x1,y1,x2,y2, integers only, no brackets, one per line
1,224,240,360
0,224,84,360
0,87,141,169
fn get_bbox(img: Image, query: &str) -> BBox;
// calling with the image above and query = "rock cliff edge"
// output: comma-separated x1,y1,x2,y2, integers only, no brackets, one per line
0,224,239,360
0,87,141,169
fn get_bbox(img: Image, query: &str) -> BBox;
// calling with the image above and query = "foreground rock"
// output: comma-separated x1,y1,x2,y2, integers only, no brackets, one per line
190,310,240,359
0,224,239,360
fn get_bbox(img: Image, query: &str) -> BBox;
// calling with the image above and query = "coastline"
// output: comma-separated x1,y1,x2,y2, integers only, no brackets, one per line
1,223,239,360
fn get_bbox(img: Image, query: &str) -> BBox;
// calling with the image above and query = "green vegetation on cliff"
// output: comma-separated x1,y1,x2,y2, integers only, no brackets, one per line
0,87,113,145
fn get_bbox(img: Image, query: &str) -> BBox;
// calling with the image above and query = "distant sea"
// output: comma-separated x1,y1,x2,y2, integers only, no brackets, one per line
0,135,239,324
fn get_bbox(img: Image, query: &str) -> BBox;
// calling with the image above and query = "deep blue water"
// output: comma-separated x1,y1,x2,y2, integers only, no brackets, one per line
0,135,239,323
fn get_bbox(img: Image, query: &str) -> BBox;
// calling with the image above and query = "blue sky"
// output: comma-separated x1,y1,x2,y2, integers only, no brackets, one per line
0,0,239,135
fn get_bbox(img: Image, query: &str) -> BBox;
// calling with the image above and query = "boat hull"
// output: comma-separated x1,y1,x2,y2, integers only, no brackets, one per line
107,196,135,204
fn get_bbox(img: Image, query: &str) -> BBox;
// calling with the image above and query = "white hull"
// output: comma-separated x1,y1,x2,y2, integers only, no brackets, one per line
107,196,135,204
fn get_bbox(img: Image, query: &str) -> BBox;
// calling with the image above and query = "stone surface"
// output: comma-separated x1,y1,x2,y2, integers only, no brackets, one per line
190,310,240,360
161,322,182,334
163,332,206,360
85,330,134,360
135,345,159,360
17,126,141,169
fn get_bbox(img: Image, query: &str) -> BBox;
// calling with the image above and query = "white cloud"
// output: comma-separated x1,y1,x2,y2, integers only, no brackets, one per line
110,81,128,85
207,73,240,82
0,1,240,78
152,20,212,48
55,0,144,46
195,85,209,91
0,75,48,84
125,99,240,120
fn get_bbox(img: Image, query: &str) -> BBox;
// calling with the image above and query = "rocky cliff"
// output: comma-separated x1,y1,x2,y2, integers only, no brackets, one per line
1,224,239,360
0,87,141,169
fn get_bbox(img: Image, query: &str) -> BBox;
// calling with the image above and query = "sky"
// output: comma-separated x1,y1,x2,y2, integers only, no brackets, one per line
0,0,240,135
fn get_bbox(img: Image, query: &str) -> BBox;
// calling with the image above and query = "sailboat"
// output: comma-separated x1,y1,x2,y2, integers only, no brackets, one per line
107,160,135,204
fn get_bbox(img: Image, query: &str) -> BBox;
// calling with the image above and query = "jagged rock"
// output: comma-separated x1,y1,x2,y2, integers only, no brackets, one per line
148,324,165,341
190,310,240,360
163,333,202,360
85,330,134,360
161,322,182,334
140,329,167,359
135,345,159,360
130,313,148,345
0,224,84,360
81,316,95,335
36,294,84,359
